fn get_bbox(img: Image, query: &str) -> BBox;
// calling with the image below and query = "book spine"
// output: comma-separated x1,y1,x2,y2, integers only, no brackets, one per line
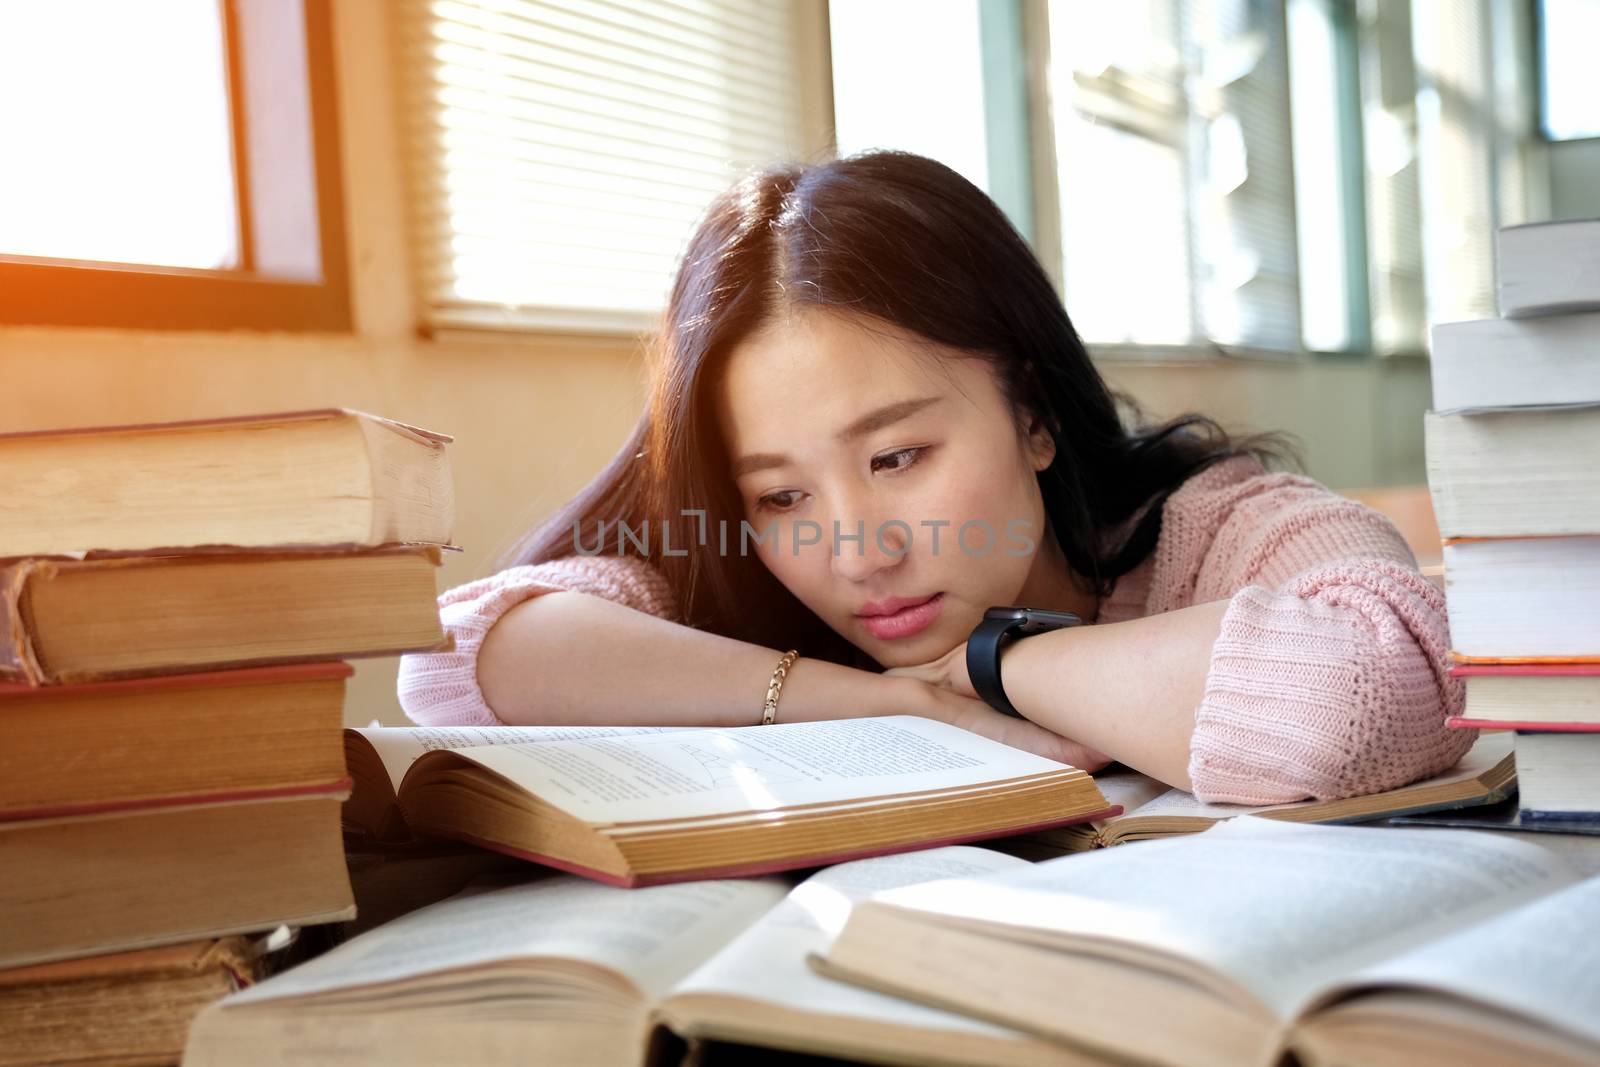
0,561,46,686
1449,717,1600,732
1520,809,1600,824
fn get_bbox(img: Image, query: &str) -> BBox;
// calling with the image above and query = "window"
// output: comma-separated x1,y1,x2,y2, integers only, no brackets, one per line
1539,0,1600,141
0,0,350,332
400,0,830,336
0,1,238,269
1044,0,1304,354
828,0,990,195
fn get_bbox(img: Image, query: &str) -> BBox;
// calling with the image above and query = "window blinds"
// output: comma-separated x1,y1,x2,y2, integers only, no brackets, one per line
399,0,816,334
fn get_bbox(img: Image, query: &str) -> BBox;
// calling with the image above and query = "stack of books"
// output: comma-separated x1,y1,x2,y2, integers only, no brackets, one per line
1425,217,1600,827
0,409,454,1066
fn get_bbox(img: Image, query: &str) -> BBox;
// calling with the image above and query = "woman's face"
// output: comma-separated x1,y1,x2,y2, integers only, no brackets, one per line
714,306,1059,667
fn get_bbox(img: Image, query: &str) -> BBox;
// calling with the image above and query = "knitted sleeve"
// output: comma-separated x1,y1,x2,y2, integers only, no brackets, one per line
396,554,679,727
1152,457,1473,804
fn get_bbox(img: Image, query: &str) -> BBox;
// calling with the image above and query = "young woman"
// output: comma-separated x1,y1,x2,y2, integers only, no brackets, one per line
398,150,1470,805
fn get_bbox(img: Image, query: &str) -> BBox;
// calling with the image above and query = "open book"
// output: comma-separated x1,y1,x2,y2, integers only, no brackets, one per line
1093,731,1513,845
184,848,1106,1067
343,716,1115,885
815,817,1600,1067
343,724,691,842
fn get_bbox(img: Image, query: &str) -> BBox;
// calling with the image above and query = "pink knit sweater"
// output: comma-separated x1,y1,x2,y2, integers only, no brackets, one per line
398,456,1472,805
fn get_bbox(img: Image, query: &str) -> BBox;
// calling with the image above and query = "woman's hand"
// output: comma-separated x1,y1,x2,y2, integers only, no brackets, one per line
883,641,975,699
889,674,1111,772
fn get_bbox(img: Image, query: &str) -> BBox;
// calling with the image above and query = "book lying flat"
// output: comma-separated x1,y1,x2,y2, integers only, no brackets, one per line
0,786,355,969
1515,732,1600,821
0,936,258,1067
1091,731,1512,846
0,547,446,684
1424,409,1600,538
1389,796,1600,839
1496,217,1600,318
185,848,1103,1067
1442,538,1600,663
1429,310,1600,414
1449,663,1600,728
0,409,453,558
816,817,1599,1067
0,663,350,820
352,716,1116,886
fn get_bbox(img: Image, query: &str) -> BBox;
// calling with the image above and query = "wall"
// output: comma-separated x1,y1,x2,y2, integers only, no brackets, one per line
0,0,1431,726
1549,138,1600,219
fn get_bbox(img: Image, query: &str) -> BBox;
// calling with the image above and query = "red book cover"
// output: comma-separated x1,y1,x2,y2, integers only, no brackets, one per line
1449,718,1600,733
0,660,354,701
0,777,354,825
1451,664,1600,677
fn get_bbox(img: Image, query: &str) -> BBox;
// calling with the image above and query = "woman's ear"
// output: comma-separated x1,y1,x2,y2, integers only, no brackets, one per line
1022,410,1056,472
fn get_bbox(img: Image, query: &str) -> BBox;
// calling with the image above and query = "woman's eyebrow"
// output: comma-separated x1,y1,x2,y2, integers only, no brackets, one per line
731,396,943,478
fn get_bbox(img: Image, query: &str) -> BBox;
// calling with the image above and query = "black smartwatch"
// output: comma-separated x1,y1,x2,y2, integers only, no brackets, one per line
966,606,1082,718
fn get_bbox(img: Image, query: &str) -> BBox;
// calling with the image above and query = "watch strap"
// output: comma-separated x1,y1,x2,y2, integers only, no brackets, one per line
967,614,1024,718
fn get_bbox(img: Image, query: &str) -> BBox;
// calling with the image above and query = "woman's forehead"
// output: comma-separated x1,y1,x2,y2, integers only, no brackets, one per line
714,309,1000,448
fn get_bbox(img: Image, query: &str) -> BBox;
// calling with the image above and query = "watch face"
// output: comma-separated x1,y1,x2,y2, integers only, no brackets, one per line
983,607,1031,623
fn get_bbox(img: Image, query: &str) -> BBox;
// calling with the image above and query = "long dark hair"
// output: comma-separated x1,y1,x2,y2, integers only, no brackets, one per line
507,150,1291,669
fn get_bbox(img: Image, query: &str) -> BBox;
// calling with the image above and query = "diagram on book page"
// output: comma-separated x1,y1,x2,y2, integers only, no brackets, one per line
630,736,809,790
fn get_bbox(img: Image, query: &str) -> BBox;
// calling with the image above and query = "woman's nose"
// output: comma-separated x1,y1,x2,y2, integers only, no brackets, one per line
827,512,911,583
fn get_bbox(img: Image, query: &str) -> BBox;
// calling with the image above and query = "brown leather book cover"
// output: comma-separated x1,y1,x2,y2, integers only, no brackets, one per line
0,547,449,685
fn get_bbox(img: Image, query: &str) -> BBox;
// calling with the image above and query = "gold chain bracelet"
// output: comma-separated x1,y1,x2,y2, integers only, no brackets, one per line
761,649,799,725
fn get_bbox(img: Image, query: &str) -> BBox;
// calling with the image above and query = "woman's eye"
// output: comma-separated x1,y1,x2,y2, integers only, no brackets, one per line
756,490,802,513
871,446,927,474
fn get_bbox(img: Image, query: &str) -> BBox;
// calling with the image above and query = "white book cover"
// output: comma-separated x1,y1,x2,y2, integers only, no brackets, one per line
1497,218,1600,318
1430,311,1600,415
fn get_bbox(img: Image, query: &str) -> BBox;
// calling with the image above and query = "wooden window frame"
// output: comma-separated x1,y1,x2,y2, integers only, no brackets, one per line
0,0,351,332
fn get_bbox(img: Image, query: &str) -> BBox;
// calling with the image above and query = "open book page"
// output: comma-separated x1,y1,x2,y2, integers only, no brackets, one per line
355,725,694,791
1115,732,1512,823
1318,874,1600,1044
438,715,1079,824
671,846,1032,1035
224,875,789,1007
863,817,1579,1021
1089,766,1170,819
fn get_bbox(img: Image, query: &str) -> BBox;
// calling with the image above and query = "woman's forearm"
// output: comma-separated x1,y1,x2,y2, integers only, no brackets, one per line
478,590,919,728
1000,598,1231,789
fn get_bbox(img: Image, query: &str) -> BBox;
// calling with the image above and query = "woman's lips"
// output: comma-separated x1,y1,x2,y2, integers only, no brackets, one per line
858,592,944,641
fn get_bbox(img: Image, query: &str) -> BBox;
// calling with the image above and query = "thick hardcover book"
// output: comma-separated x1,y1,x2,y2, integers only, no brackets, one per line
1514,731,1600,821
0,546,446,685
0,663,351,819
1424,410,1600,539
1449,663,1600,727
344,716,1116,887
1496,217,1600,318
0,408,454,558
0,936,259,1067
1429,310,1600,415
1441,538,1600,663
0,784,355,968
